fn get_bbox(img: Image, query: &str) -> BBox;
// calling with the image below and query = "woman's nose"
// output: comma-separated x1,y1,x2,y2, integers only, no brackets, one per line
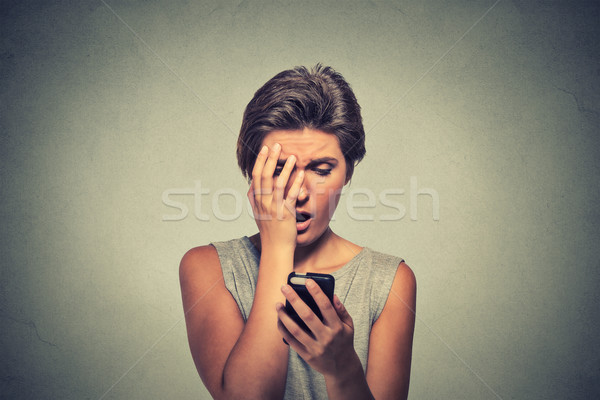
286,171,309,202
297,181,309,202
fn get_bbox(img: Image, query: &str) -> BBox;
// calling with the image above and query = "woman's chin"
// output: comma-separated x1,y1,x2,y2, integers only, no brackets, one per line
295,224,332,247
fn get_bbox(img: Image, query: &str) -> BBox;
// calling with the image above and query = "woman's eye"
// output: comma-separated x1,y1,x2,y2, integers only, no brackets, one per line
274,167,331,177
314,168,332,176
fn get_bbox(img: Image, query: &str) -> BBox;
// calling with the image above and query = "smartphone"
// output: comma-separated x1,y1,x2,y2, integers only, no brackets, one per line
285,272,335,332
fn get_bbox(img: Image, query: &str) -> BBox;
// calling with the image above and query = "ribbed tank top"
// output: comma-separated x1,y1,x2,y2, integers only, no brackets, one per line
210,236,403,399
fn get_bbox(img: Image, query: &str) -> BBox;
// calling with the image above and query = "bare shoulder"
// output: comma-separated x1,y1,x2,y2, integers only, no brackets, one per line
180,244,219,273
389,261,416,304
179,244,229,323
179,244,222,286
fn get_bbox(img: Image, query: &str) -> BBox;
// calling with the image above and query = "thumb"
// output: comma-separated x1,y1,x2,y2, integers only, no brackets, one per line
333,295,353,328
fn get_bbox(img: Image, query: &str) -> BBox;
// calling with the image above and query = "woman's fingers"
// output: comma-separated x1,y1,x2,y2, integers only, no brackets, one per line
332,294,353,328
260,143,281,196
304,279,338,326
249,142,305,227
251,145,268,197
274,154,296,215
281,284,326,337
276,302,313,349
284,169,305,211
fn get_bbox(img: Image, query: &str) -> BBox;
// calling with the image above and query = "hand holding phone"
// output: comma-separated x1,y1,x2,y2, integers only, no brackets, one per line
284,272,335,332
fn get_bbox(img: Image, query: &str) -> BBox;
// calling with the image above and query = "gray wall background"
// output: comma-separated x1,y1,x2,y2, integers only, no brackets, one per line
1,0,599,399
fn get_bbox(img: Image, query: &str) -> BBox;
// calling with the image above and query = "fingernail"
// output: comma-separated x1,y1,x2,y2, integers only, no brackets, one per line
281,285,290,294
260,145,267,154
274,143,281,151
305,279,316,289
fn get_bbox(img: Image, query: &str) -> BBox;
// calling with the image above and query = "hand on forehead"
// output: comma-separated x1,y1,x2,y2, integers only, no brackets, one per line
261,129,343,165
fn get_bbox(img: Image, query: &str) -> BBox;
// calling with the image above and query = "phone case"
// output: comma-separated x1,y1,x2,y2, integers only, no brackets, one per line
285,272,335,332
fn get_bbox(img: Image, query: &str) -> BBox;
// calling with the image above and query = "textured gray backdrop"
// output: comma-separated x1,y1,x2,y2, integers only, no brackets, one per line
1,0,599,399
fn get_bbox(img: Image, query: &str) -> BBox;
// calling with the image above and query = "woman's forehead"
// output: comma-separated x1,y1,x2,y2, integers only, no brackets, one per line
261,129,343,158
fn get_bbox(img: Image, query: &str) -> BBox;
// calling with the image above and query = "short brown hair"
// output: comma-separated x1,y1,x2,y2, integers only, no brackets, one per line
236,64,366,183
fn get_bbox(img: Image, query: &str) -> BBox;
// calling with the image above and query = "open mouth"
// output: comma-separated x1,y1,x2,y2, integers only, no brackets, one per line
295,211,312,232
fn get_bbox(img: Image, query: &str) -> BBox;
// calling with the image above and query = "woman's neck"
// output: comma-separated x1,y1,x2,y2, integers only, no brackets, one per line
248,228,361,273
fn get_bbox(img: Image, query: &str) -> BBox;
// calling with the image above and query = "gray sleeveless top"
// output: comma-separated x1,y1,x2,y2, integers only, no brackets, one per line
210,236,403,400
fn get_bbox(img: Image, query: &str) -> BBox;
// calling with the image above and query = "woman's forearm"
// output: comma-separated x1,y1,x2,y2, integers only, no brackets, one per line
220,245,294,399
324,352,375,400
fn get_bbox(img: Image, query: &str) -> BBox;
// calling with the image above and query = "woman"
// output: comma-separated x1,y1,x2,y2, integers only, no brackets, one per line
180,65,416,399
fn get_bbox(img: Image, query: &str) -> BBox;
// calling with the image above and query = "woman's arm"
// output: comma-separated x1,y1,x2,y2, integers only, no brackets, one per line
366,262,417,400
180,244,292,400
181,143,305,399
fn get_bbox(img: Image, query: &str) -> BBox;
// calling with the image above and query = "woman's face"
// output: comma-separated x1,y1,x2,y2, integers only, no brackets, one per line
260,128,349,247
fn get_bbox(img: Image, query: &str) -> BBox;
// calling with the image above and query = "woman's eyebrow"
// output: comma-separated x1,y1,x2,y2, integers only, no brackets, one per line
276,157,339,167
